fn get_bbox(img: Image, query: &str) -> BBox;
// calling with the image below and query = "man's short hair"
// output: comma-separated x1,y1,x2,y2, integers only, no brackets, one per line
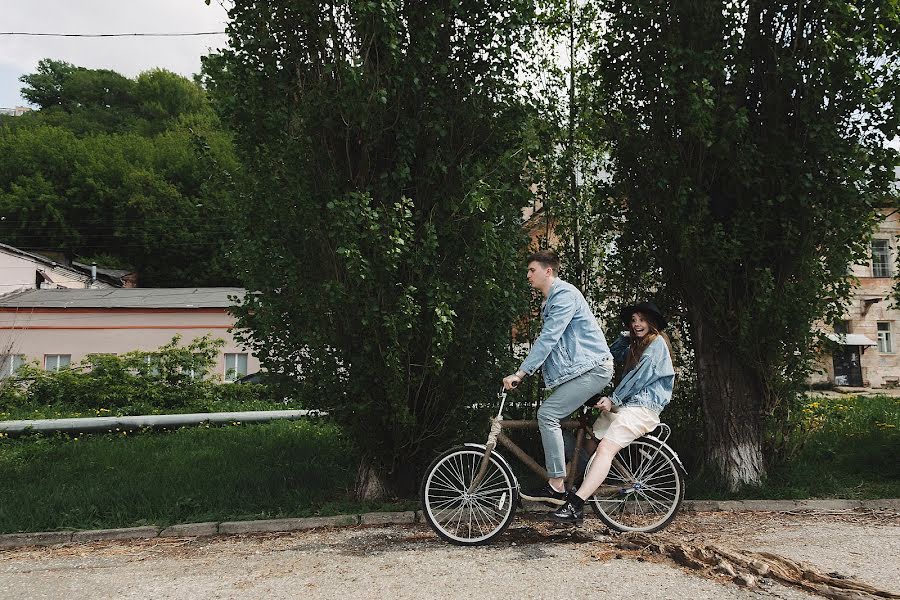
527,250,560,275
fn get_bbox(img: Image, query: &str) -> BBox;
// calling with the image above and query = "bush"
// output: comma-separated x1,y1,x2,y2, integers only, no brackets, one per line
0,336,293,418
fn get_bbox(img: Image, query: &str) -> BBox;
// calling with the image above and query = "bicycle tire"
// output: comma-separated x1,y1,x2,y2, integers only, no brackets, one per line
587,436,684,533
421,446,517,545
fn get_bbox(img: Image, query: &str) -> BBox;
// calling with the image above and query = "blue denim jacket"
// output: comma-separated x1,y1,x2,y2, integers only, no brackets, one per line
608,334,674,413
519,279,612,389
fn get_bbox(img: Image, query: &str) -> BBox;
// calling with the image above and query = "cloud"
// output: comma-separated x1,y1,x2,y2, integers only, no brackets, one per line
0,0,229,107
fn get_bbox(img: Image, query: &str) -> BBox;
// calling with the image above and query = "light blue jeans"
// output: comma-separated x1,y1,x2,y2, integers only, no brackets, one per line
537,360,614,478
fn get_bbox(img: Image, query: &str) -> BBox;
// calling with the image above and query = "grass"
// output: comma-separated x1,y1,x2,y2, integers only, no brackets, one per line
0,394,896,534
0,419,414,535
686,394,900,500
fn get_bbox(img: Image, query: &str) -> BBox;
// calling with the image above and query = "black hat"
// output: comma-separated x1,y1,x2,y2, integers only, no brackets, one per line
620,301,667,330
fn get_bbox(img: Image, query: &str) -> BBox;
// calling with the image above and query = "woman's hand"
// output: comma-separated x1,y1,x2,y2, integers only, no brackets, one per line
595,397,613,412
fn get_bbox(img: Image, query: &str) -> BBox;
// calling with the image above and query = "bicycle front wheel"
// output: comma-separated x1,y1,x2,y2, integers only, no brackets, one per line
421,446,517,545
588,437,684,533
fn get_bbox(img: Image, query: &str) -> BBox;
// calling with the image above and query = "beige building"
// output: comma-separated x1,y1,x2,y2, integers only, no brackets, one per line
0,106,32,117
0,288,259,382
811,209,900,388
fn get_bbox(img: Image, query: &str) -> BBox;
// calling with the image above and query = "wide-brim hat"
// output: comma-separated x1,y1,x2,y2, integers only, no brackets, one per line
620,301,667,330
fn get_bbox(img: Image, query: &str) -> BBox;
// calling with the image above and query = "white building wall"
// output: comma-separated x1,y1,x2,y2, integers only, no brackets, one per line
0,252,112,293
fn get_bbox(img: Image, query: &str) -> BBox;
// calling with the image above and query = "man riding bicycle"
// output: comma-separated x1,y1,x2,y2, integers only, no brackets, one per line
502,250,614,506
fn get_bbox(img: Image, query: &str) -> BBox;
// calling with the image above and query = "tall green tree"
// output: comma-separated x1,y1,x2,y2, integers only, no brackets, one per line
591,0,899,489
0,62,240,286
205,1,541,496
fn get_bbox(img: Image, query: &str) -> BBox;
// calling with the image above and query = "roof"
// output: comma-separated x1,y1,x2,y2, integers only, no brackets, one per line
72,261,135,281
0,288,245,309
0,242,74,270
825,333,877,347
0,243,127,287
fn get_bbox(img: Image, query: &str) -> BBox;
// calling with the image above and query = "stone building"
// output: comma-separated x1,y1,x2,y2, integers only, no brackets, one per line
811,209,900,388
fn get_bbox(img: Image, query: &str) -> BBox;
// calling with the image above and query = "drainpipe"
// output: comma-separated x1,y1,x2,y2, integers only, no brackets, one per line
0,409,324,437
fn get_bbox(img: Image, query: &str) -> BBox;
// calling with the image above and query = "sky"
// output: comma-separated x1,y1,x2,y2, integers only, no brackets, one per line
0,0,230,108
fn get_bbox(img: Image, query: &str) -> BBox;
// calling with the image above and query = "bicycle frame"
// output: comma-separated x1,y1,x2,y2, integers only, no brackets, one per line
468,388,639,498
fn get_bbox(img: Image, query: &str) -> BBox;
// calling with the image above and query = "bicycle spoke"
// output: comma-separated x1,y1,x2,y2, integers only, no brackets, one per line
634,489,670,514
636,455,672,484
423,449,516,544
587,440,683,532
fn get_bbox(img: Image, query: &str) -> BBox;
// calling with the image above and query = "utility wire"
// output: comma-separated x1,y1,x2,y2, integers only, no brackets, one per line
0,31,226,38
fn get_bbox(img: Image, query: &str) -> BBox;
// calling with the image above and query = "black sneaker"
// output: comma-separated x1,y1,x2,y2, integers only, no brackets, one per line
520,483,567,506
550,499,584,524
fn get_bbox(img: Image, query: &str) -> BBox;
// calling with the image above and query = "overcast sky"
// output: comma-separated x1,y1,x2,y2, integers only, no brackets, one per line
0,0,229,108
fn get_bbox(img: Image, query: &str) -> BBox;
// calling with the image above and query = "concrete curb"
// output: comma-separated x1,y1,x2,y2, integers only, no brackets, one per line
0,510,421,550
1,500,896,551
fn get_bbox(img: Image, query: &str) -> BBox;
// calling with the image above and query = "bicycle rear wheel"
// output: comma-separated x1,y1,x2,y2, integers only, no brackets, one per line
421,446,517,545
588,437,684,533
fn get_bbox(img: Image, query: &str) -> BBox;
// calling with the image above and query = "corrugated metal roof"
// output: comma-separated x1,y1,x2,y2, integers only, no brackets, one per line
0,288,245,309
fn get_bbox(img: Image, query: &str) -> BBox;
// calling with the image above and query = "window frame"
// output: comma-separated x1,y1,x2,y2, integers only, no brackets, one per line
871,239,892,278
0,354,26,378
224,352,248,382
44,354,72,372
877,322,894,354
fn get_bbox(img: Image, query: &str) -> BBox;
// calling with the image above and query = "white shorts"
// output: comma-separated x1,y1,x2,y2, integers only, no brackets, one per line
592,406,660,449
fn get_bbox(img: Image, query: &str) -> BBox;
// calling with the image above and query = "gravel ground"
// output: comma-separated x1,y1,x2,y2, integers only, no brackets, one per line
1,511,897,600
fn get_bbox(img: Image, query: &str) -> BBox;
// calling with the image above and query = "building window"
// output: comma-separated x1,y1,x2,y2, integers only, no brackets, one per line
834,320,850,334
44,354,71,371
877,322,893,354
0,354,26,378
143,355,161,376
224,353,248,382
872,239,892,277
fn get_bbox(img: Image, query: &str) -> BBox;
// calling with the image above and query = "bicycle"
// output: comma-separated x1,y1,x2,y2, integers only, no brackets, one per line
421,388,686,545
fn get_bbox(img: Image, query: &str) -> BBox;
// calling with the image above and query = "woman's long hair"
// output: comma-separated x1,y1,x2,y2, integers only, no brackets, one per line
623,313,673,373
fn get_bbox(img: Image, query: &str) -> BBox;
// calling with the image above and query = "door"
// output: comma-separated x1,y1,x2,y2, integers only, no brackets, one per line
832,346,863,387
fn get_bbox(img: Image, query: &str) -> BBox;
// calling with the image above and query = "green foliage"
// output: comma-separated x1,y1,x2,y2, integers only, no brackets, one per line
0,420,362,534
586,0,899,483
0,60,240,286
689,395,900,499
0,336,279,416
205,1,541,492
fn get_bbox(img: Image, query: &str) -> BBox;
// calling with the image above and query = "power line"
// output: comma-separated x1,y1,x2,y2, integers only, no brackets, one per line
0,31,226,38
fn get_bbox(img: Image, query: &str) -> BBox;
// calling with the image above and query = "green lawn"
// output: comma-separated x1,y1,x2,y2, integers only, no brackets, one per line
0,420,412,534
687,394,900,500
1,394,896,534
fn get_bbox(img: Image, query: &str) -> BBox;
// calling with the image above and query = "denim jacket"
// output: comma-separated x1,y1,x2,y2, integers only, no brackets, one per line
608,334,674,413
519,279,612,389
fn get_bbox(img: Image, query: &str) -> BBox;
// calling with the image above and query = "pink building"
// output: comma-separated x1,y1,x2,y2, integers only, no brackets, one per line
0,288,259,381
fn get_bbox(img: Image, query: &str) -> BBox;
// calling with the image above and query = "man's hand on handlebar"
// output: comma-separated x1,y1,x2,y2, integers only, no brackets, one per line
502,370,526,391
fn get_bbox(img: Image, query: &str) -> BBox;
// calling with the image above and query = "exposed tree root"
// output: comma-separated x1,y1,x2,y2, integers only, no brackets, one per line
610,531,900,600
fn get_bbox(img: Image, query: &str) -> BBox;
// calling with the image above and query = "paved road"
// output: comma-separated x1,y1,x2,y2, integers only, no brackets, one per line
1,511,897,600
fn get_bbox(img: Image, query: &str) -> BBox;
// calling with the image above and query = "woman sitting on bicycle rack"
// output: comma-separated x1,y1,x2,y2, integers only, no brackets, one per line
551,301,675,524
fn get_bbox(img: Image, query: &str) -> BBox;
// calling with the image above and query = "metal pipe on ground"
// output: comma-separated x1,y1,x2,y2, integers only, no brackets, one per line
0,410,324,437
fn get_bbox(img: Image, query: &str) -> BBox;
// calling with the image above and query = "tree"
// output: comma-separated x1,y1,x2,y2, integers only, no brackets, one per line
591,0,899,489
0,63,240,286
204,1,542,496
18,59,83,109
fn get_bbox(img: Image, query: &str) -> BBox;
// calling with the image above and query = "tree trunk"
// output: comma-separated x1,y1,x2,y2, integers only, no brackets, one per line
353,454,390,501
693,312,766,491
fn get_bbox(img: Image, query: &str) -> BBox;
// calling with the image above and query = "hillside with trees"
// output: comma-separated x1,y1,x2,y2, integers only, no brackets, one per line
0,59,239,287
